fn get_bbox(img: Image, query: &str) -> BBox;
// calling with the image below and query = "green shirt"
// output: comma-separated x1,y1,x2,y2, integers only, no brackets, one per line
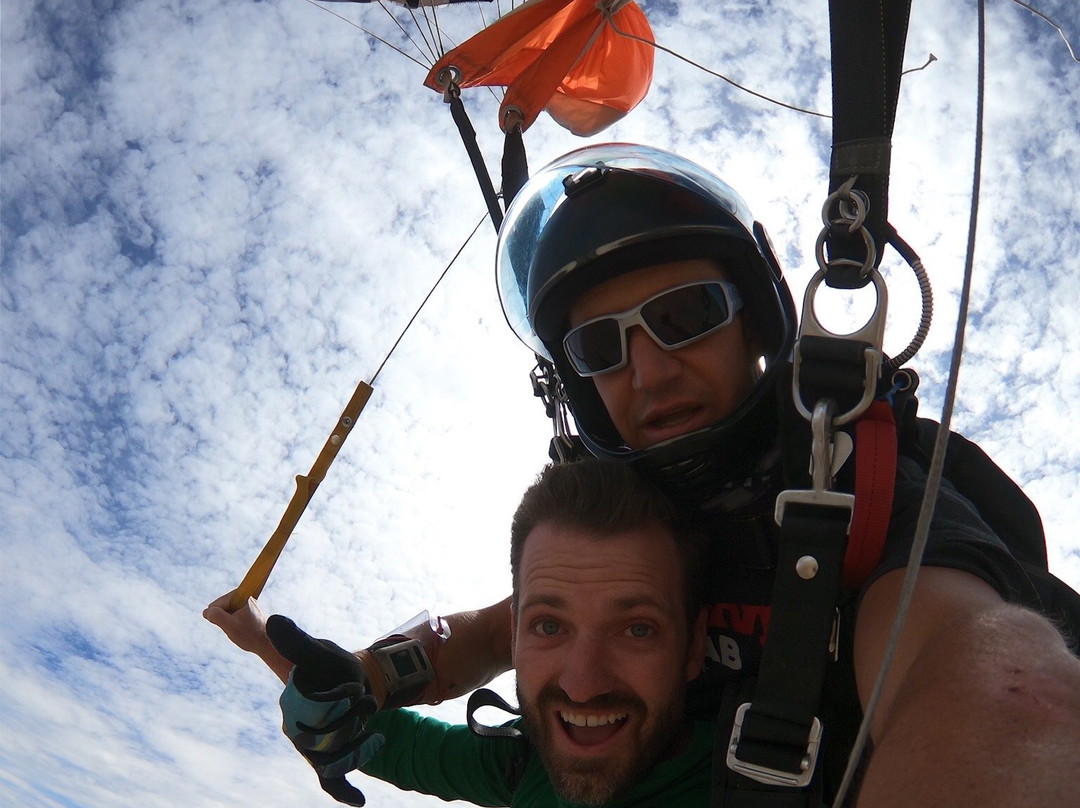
361,710,713,807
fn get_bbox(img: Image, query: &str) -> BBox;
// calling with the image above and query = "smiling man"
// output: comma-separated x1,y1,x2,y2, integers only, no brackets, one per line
505,460,708,805
243,459,711,807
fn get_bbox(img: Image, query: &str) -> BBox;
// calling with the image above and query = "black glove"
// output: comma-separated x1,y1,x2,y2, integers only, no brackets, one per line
267,615,385,807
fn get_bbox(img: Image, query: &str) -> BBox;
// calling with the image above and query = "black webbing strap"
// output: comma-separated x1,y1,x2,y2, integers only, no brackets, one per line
725,502,849,799
826,0,912,288
466,687,523,741
794,336,875,419
500,123,529,211
447,91,504,232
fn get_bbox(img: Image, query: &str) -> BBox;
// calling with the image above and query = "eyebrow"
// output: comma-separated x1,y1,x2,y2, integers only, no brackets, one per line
519,594,568,612
519,593,668,613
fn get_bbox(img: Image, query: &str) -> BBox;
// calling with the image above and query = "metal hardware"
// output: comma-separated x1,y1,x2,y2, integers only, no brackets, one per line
796,555,819,579
501,106,524,132
435,66,462,91
776,400,855,527
727,703,823,787
816,177,877,279
531,359,575,462
791,268,888,425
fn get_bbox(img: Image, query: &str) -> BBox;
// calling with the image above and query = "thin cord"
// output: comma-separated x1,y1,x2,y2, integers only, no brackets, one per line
901,53,937,75
407,2,443,66
1009,0,1080,61
371,212,489,384
306,0,431,69
607,15,829,118
830,1,987,804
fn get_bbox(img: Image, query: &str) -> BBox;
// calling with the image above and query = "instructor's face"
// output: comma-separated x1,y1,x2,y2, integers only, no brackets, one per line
569,259,759,449
512,521,705,805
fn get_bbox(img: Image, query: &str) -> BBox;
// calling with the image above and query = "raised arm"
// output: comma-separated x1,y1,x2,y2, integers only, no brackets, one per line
204,592,514,704
401,596,513,705
853,567,1080,807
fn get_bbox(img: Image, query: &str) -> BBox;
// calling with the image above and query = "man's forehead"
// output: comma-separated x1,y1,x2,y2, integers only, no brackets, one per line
518,522,684,605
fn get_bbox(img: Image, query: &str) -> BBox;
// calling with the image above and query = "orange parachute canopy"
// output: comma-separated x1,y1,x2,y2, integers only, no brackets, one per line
424,0,654,137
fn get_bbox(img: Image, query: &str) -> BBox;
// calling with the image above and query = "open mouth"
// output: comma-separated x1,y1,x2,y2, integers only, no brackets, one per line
558,710,629,747
642,405,707,440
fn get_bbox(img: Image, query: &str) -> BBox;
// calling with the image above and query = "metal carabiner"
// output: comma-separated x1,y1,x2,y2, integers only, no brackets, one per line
774,398,855,527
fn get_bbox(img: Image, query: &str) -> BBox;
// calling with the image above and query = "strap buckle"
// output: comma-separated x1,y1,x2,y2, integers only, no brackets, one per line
775,399,855,528
726,703,823,788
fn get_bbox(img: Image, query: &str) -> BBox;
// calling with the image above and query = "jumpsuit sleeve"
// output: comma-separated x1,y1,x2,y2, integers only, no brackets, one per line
358,709,522,807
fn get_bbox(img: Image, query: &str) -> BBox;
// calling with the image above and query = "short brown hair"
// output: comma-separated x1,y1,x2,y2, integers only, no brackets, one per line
510,459,705,626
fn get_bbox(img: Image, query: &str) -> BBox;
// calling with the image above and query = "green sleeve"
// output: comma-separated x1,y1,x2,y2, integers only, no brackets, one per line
359,709,522,807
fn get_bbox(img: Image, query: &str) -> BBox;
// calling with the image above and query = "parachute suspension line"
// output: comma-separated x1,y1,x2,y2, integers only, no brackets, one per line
370,212,489,384
1009,0,1080,62
307,1,429,69
831,2,989,804
407,2,446,65
606,14,829,119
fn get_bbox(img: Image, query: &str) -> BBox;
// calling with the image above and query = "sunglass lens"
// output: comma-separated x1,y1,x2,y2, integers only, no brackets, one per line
642,283,730,346
565,318,624,374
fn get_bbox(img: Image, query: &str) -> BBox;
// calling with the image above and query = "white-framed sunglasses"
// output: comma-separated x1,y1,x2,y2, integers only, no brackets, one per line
562,280,744,377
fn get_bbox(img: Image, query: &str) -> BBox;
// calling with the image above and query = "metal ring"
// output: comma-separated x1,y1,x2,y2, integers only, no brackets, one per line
814,224,877,278
435,66,462,90
820,181,868,231
501,106,525,132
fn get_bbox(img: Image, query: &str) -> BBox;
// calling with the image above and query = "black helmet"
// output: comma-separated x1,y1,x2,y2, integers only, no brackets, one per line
497,143,797,504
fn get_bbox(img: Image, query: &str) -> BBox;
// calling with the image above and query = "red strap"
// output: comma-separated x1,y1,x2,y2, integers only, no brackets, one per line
843,400,897,589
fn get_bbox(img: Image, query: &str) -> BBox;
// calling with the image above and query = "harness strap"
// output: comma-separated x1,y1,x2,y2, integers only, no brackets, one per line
726,502,848,791
843,400,897,589
724,388,898,802
825,0,912,288
466,688,523,741
501,122,529,210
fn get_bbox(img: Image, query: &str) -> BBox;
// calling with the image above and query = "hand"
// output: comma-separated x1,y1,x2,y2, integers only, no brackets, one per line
203,593,292,683
267,615,386,807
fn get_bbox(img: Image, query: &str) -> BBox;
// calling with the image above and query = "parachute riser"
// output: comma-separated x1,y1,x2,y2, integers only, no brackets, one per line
433,69,505,232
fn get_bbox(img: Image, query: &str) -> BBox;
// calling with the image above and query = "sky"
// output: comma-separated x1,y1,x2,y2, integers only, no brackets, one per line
2,1,1078,806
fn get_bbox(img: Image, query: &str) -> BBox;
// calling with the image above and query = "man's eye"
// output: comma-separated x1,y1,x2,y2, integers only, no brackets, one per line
627,623,653,638
534,619,561,636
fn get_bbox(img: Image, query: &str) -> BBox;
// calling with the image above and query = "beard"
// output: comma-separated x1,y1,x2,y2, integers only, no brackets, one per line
517,681,688,806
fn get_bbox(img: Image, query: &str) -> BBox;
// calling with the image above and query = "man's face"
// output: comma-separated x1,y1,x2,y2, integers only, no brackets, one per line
568,258,758,449
512,522,706,805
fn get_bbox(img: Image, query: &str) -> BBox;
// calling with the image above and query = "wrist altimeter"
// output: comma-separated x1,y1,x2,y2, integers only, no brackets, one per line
367,635,434,709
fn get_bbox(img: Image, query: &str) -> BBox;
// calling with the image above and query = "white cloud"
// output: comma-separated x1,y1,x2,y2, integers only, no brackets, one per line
2,1,1078,806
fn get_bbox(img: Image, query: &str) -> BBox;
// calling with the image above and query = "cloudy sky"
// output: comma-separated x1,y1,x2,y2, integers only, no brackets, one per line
2,1,1078,806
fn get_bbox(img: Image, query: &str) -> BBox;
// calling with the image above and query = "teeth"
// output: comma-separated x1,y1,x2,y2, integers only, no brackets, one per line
560,711,628,727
